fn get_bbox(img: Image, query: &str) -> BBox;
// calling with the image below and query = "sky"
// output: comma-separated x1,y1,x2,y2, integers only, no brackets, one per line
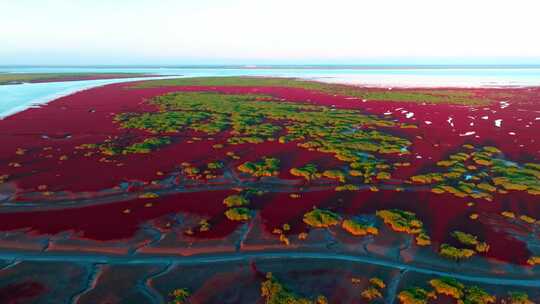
1,0,540,65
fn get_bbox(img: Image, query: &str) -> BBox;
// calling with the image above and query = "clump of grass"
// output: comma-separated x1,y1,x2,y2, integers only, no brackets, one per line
261,273,327,304
398,287,436,304
224,207,251,221
506,291,534,304
238,157,280,177
452,231,490,253
341,218,378,236
439,244,476,260
303,208,341,228
223,194,249,207
168,288,190,304
376,209,431,246
290,164,320,181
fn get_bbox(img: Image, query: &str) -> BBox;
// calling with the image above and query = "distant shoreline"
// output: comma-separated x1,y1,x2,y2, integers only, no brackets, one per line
2,64,540,70
0,72,155,86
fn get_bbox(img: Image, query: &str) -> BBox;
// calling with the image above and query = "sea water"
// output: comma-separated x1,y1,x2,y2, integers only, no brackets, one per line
1,66,540,119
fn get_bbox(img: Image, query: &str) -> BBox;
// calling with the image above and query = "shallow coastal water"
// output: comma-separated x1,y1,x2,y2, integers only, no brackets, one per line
0,76,174,118
1,66,540,118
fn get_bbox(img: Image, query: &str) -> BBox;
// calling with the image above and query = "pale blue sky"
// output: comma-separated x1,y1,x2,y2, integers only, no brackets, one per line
1,0,540,65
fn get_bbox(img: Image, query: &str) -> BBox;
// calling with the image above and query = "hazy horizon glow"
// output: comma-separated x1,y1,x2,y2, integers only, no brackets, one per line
2,0,540,65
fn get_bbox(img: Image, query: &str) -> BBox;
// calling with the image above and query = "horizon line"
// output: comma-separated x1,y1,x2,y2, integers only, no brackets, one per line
2,64,540,70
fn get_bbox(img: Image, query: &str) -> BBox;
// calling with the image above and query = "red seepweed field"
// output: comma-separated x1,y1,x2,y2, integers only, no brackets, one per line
0,77,539,303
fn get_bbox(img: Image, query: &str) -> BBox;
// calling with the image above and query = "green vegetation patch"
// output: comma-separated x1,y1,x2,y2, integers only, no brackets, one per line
341,218,378,236
376,209,431,246
78,136,171,156
398,287,436,304
335,184,361,191
361,287,382,301
506,291,534,304
439,244,476,260
122,137,172,154
401,277,496,304
224,207,251,221
411,145,540,199
112,91,410,183
429,277,464,299
303,208,341,228
290,164,320,181
261,273,327,304
223,194,249,207
132,77,491,105
451,231,490,253
238,157,280,177
168,288,190,304
321,169,346,183
463,286,496,304
222,189,266,222
0,73,147,85
115,111,210,133
369,277,386,289
207,161,224,169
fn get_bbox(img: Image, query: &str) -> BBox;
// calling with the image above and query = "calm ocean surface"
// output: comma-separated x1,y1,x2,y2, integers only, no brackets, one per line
1,66,540,118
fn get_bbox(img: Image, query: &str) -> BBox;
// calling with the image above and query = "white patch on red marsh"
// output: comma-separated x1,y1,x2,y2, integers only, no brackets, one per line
459,131,476,137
